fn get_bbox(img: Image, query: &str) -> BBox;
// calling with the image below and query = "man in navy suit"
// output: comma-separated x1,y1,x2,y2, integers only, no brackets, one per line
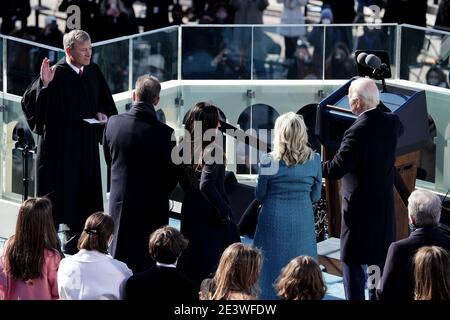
124,226,198,300
323,77,404,300
103,75,178,273
378,189,450,300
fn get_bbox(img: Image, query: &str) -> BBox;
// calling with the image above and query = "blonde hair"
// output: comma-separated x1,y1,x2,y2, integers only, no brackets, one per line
414,246,450,300
210,243,262,300
271,112,314,166
275,256,327,300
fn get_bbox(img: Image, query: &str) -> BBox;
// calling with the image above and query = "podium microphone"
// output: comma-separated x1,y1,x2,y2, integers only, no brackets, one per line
365,54,390,77
365,54,389,92
356,52,368,67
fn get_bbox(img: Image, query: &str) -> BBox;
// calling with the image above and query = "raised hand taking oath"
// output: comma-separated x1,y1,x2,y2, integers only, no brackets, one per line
40,57,56,88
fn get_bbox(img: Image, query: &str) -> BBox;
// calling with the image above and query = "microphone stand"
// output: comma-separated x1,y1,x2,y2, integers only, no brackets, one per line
373,69,388,93
15,129,36,202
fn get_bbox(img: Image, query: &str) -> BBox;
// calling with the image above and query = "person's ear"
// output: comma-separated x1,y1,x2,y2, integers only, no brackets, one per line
154,96,160,106
65,47,72,58
132,90,136,102
409,215,415,225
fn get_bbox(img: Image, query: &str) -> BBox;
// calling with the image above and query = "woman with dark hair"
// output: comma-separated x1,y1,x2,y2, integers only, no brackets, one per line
0,197,62,300
275,256,326,300
57,212,132,300
177,102,240,284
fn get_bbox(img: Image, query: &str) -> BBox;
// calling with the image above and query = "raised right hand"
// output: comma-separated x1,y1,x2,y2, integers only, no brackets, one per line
40,57,56,87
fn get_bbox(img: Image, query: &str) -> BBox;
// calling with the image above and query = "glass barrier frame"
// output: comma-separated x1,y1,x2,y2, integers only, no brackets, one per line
0,23,450,202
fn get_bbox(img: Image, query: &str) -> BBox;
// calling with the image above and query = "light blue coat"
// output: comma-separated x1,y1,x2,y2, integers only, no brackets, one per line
253,153,322,300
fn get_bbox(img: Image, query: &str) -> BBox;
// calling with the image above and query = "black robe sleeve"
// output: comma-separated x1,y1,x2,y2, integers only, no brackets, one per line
21,76,50,135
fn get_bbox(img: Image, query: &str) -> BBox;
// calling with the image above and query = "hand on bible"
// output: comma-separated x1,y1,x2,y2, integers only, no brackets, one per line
40,57,56,87
96,112,108,121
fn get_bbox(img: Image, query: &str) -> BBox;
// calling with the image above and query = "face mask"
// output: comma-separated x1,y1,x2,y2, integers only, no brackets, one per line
321,18,331,24
427,76,440,86
334,53,344,61
216,10,227,21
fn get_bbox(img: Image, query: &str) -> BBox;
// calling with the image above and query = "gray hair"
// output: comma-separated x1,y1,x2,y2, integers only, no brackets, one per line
63,30,91,51
135,75,161,105
349,78,380,109
408,189,442,227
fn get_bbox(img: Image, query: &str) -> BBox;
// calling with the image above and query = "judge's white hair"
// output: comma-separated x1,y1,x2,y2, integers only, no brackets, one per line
349,78,380,109
63,30,91,51
408,189,442,227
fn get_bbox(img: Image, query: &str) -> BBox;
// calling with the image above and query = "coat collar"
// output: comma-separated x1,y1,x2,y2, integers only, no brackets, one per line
129,102,157,120
409,226,442,238
70,249,112,262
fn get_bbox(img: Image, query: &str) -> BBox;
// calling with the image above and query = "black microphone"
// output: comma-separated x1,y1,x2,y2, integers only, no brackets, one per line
356,52,368,66
365,54,389,78
365,54,382,69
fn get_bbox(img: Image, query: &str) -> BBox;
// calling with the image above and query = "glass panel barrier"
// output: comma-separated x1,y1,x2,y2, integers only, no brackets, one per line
422,88,450,193
0,37,3,201
324,24,397,80
181,26,252,80
6,37,63,96
133,27,179,85
400,25,450,88
253,25,324,80
93,39,130,95
0,94,37,201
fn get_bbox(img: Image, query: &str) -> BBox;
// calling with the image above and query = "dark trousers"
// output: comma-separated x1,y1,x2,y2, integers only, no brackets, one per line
342,261,384,300
284,36,299,60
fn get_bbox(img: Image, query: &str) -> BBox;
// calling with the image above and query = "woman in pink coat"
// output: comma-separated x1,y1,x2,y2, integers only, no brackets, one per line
0,197,62,300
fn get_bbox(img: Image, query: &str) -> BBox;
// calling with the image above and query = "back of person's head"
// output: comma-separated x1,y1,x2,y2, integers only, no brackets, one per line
148,226,188,264
184,102,220,137
348,77,380,110
320,7,333,24
4,197,59,280
211,243,262,300
408,189,441,228
78,212,114,254
134,75,161,105
63,29,91,51
275,256,327,300
414,246,450,300
272,112,314,166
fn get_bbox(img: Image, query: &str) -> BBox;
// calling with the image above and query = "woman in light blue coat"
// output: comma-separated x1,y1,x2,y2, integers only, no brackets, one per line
253,112,322,300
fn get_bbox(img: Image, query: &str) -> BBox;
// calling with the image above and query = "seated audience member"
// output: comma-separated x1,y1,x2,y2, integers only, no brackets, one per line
425,66,449,88
275,256,326,300
0,198,62,300
57,212,132,300
413,246,450,300
125,226,198,301
378,190,450,300
201,243,262,300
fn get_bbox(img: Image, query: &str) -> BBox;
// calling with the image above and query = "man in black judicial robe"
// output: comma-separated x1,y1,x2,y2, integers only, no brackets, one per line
21,30,117,253
322,78,404,300
103,75,178,273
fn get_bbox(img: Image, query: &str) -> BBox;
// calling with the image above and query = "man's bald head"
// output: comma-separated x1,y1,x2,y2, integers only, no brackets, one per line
348,78,380,115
